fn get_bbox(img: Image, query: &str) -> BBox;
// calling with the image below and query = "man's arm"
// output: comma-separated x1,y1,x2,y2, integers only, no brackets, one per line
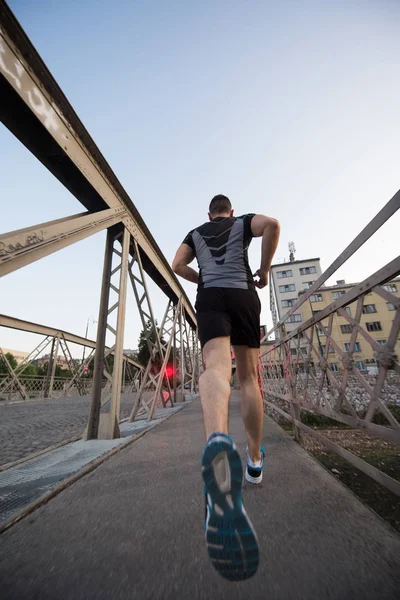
172,244,199,284
251,215,281,289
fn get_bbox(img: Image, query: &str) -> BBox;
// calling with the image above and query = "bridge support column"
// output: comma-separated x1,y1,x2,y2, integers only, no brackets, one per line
44,334,60,399
87,228,117,439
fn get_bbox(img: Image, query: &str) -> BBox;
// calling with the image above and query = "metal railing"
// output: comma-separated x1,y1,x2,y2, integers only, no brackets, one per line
260,190,400,496
0,374,141,402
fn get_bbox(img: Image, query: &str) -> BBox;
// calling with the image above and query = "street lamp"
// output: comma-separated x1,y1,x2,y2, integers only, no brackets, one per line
82,316,97,365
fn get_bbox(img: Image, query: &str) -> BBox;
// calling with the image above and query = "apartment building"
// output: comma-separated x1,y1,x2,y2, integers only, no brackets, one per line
270,258,322,335
37,353,69,370
1,348,29,365
299,278,400,374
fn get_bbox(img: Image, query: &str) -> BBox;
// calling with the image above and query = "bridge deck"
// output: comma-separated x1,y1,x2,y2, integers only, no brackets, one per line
1,392,399,599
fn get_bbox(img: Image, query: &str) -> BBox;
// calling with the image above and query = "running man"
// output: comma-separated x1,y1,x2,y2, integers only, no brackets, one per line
172,195,280,581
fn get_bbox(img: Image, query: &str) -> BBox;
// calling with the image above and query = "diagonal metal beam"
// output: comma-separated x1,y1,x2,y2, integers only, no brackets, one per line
0,208,126,277
0,346,27,399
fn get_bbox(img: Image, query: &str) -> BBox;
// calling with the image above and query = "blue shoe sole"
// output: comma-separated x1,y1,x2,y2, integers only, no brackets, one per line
202,436,259,581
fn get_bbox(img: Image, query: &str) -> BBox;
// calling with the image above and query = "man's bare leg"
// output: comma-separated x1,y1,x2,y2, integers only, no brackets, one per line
199,336,232,438
200,336,260,581
234,346,263,463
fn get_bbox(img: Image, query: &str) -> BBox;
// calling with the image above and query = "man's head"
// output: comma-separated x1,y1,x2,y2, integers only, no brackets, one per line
208,194,234,220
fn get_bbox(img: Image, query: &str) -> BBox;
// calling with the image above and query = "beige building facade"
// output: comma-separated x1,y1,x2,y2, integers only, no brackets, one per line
270,255,399,374
37,353,69,370
1,348,29,364
270,257,322,335
300,277,400,374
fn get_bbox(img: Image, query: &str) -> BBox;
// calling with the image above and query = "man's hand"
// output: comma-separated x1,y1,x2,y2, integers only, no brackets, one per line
253,269,268,289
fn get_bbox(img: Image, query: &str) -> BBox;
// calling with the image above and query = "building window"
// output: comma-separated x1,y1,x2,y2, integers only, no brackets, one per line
310,293,323,302
279,284,296,293
287,314,302,323
332,290,346,299
345,307,352,316
299,266,317,275
365,358,376,364
330,363,339,372
290,348,297,356
277,269,293,278
355,361,366,371
282,299,296,308
304,281,315,289
383,283,397,293
362,304,377,314
387,302,396,311
345,342,361,352
366,321,382,332
377,339,386,345
321,344,335,353
312,310,321,317
340,324,352,334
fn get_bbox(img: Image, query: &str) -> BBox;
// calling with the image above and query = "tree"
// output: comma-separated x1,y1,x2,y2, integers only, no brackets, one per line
136,320,173,380
23,364,37,377
0,352,18,374
137,319,164,368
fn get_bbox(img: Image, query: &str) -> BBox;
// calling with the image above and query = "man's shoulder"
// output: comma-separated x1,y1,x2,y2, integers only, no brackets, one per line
236,213,256,221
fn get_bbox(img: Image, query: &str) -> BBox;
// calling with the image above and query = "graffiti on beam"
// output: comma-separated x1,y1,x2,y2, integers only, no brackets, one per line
0,38,59,133
0,232,44,258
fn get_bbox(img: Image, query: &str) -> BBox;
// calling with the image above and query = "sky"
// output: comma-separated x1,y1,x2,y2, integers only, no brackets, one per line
1,0,399,357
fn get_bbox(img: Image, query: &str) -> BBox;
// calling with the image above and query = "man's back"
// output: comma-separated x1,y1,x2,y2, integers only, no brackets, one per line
183,214,255,290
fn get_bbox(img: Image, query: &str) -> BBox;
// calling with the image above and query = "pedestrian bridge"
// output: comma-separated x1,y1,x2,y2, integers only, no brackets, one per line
1,394,400,599
0,3,399,598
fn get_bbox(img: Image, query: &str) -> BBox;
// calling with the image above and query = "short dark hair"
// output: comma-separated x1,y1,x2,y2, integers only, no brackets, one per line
209,194,232,215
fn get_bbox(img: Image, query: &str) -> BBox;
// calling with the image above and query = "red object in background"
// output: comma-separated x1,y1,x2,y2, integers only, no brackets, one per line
260,325,266,341
165,365,174,378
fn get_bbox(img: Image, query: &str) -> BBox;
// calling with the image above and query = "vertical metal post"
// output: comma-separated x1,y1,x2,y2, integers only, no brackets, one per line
179,302,185,400
196,329,200,391
173,305,177,401
122,358,126,393
43,338,56,398
87,229,114,440
109,227,130,438
283,333,302,444
190,329,195,393
44,336,59,398
147,301,181,420
48,335,60,399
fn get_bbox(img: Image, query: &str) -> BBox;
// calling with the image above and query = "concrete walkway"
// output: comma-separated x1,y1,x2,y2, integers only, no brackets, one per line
0,392,399,599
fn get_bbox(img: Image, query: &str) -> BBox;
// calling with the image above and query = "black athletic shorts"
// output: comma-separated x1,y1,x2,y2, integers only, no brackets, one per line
195,287,261,348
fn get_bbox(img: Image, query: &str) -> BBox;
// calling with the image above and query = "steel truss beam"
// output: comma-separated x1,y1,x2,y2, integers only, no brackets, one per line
130,299,176,421
0,314,142,371
58,334,87,396
0,345,27,399
0,208,126,277
0,9,196,328
128,240,173,411
0,335,51,395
